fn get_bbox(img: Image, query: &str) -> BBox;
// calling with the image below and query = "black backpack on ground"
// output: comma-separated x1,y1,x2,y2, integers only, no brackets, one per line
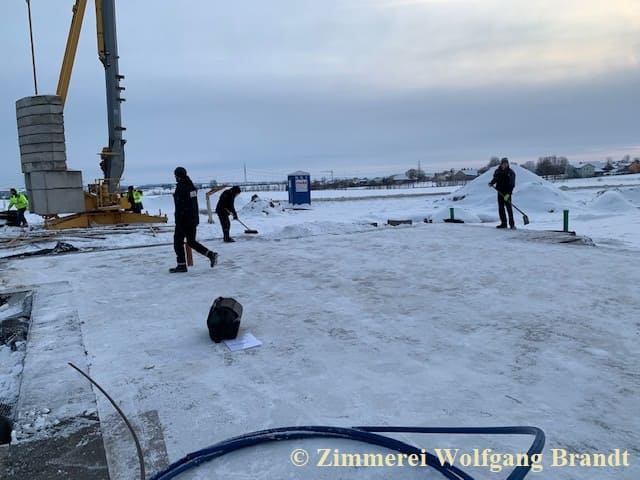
207,297,243,343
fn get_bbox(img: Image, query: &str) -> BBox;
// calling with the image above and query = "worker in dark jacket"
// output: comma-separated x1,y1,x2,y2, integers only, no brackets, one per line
489,157,516,229
215,185,241,242
170,167,218,273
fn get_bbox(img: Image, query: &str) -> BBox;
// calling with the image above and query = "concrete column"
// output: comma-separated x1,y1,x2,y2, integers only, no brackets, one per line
16,95,68,173
15,95,85,216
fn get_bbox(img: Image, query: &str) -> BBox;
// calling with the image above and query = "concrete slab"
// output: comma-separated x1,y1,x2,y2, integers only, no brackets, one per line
15,282,97,433
0,282,110,479
0,419,109,480
1,282,169,479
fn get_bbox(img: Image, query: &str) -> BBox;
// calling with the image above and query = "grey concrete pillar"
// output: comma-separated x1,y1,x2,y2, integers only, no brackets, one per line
15,95,85,216
16,95,68,173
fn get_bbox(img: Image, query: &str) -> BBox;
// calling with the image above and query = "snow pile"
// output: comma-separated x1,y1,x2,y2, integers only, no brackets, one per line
617,186,640,207
589,189,638,212
428,165,578,223
239,195,287,216
456,166,574,211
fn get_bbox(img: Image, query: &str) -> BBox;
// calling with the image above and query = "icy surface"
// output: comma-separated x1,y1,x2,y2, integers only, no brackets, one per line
0,174,639,479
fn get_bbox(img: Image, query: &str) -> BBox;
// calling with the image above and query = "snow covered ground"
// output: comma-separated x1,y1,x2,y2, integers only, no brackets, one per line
1,172,639,479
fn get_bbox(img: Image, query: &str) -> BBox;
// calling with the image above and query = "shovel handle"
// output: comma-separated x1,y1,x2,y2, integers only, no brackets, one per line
492,186,529,221
234,217,250,229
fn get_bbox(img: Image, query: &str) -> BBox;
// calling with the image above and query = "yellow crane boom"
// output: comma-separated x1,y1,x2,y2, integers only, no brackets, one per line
56,0,87,106
39,0,168,229
54,0,125,193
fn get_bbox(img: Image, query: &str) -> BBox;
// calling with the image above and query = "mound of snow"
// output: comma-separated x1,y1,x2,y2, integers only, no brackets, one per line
440,165,577,214
239,195,286,216
618,186,640,207
589,190,638,212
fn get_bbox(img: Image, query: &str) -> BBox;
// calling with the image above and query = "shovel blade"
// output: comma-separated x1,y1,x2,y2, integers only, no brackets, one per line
523,215,530,225
244,229,259,234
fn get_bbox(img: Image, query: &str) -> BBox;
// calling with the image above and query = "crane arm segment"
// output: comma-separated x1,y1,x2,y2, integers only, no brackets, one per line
95,0,126,193
56,0,88,106
55,0,126,194
95,0,105,63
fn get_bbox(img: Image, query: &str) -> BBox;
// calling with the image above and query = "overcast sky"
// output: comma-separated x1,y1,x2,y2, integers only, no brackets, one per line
2,0,639,187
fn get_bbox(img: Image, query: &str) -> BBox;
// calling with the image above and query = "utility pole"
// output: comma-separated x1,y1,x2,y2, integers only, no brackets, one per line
243,163,247,183
321,170,334,183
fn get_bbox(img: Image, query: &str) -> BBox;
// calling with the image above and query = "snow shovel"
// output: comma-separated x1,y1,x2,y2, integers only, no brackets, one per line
235,217,258,234
492,186,530,225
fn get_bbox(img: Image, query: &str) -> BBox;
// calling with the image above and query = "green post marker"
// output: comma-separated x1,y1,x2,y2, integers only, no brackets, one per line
450,207,455,220
563,210,569,232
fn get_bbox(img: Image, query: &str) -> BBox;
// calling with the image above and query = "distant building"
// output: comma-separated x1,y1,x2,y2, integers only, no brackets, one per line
574,163,596,178
591,162,609,176
614,158,632,174
453,168,479,181
626,160,640,174
390,173,411,183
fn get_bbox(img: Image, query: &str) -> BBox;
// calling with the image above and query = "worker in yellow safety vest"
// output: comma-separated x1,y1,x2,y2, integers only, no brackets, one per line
132,188,143,213
8,188,29,227
125,185,144,213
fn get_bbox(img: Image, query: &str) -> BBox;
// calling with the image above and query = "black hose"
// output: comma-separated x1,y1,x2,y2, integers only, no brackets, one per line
69,363,146,480
149,425,544,480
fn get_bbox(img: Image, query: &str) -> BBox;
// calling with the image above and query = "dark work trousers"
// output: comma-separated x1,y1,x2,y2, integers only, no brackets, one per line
17,208,28,226
497,193,515,227
216,212,231,240
173,223,209,264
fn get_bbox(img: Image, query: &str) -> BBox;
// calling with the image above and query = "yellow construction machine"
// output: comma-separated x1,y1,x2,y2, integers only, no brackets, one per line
38,0,167,229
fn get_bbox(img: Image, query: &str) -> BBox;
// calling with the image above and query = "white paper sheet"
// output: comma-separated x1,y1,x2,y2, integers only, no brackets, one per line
224,332,262,352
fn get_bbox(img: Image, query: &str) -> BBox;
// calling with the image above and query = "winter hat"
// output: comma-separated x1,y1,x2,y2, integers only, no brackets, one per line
231,185,241,195
174,166,187,178
500,157,509,165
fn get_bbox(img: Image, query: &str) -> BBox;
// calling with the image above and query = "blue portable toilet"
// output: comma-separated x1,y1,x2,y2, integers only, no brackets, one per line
287,171,311,205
